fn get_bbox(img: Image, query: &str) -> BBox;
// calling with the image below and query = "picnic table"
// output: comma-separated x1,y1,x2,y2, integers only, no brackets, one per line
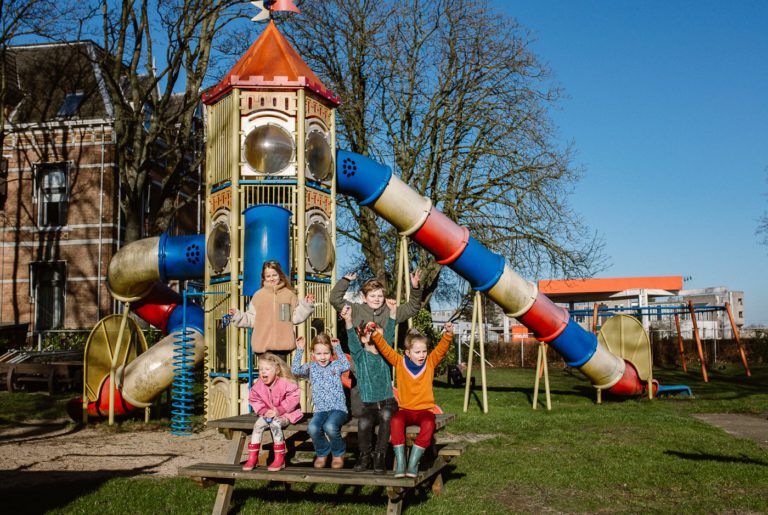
178,412,465,514
2,361,82,394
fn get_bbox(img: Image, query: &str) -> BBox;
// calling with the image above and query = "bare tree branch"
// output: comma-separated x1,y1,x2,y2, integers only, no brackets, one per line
287,0,606,305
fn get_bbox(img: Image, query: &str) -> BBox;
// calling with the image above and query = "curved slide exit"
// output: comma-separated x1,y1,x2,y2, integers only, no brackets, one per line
80,234,205,417
335,151,648,396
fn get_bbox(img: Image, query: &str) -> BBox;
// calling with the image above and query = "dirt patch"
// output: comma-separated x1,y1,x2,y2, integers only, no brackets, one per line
0,420,230,490
692,413,768,449
435,431,499,444
0,420,493,491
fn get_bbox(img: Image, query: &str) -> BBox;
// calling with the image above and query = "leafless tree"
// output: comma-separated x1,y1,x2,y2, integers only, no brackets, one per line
93,0,246,242
286,0,605,305
1,0,70,144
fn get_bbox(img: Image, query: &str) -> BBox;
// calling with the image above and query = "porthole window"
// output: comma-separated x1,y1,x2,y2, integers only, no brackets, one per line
305,129,333,181
243,124,294,175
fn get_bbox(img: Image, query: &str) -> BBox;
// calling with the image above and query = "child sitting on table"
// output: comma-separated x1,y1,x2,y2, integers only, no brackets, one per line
340,303,398,474
291,333,350,469
370,321,454,478
242,353,302,472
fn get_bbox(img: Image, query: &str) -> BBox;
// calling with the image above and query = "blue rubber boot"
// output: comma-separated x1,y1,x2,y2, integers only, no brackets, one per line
405,445,426,478
393,445,406,478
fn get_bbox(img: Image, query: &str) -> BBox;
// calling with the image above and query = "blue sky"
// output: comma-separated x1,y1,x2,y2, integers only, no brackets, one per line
499,1,768,325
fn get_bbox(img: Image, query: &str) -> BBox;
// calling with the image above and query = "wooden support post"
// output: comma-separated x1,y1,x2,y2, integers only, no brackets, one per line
109,303,131,426
725,302,750,377
592,303,599,333
648,337,654,401
674,314,687,373
532,343,551,410
462,295,478,413
477,294,488,413
461,292,489,413
393,236,412,384
213,430,247,515
688,300,709,382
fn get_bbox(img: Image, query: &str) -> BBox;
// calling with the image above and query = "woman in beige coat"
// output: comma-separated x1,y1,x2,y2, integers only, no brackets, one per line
229,261,315,355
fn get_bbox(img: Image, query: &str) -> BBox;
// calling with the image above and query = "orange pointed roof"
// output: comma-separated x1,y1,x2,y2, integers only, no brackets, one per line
203,21,339,105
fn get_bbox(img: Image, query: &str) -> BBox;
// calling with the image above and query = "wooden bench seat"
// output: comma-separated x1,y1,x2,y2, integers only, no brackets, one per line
181,412,465,514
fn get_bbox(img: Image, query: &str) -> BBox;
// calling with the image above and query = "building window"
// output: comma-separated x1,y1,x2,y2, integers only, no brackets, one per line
36,163,69,227
56,92,85,118
738,311,743,318
30,261,66,330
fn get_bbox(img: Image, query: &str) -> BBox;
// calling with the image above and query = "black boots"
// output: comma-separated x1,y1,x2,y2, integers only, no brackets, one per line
372,451,386,475
354,452,372,472
355,452,386,473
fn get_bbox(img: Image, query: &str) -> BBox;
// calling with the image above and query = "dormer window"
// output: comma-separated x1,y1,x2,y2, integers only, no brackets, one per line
56,92,84,118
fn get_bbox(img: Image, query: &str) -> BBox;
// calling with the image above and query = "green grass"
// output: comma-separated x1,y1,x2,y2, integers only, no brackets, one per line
0,391,72,426
2,364,767,514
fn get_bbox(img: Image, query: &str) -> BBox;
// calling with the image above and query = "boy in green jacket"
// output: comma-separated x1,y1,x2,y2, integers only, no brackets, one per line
340,302,399,474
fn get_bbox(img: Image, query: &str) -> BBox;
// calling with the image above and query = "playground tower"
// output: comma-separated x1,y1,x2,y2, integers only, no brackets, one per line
201,21,340,418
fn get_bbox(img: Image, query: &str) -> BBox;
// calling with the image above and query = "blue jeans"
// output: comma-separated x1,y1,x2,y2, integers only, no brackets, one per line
308,409,347,457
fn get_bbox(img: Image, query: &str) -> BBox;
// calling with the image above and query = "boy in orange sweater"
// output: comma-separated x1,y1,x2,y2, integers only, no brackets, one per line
370,320,453,478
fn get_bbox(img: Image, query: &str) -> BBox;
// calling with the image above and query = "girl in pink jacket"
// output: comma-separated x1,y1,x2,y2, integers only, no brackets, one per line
242,353,302,471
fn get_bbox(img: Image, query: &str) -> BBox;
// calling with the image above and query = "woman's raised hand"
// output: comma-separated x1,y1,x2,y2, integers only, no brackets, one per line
343,272,358,281
305,293,315,304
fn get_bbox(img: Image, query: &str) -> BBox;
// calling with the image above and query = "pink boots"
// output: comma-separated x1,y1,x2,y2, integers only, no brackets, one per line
267,442,287,471
242,443,260,471
243,442,286,472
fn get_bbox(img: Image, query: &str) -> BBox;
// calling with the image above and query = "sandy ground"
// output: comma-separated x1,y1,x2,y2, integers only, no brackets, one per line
0,419,491,492
0,420,230,490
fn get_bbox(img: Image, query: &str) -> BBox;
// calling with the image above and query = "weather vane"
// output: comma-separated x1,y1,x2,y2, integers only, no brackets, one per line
251,0,300,21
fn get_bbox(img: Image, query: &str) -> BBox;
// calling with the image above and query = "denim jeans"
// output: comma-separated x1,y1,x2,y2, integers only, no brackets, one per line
308,409,347,457
357,397,398,454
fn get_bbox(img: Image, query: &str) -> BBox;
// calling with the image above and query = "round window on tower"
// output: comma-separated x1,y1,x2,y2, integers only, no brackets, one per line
243,124,294,175
305,129,333,181
206,221,231,274
305,220,334,274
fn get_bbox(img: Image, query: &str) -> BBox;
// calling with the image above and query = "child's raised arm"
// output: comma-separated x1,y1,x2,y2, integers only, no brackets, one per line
329,272,356,312
394,269,423,323
291,336,310,377
428,321,454,367
292,293,315,324
330,338,350,373
385,299,397,343
370,327,399,366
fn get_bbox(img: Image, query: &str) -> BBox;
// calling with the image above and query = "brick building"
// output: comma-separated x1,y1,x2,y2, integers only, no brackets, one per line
1,41,200,343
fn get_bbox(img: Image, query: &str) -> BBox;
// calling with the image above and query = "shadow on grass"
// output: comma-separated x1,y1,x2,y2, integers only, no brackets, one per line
664,450,768,466
0,462,168,514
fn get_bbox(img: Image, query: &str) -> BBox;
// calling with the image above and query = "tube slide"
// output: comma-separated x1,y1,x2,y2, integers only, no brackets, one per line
83,234,206,417
336,151,646,396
